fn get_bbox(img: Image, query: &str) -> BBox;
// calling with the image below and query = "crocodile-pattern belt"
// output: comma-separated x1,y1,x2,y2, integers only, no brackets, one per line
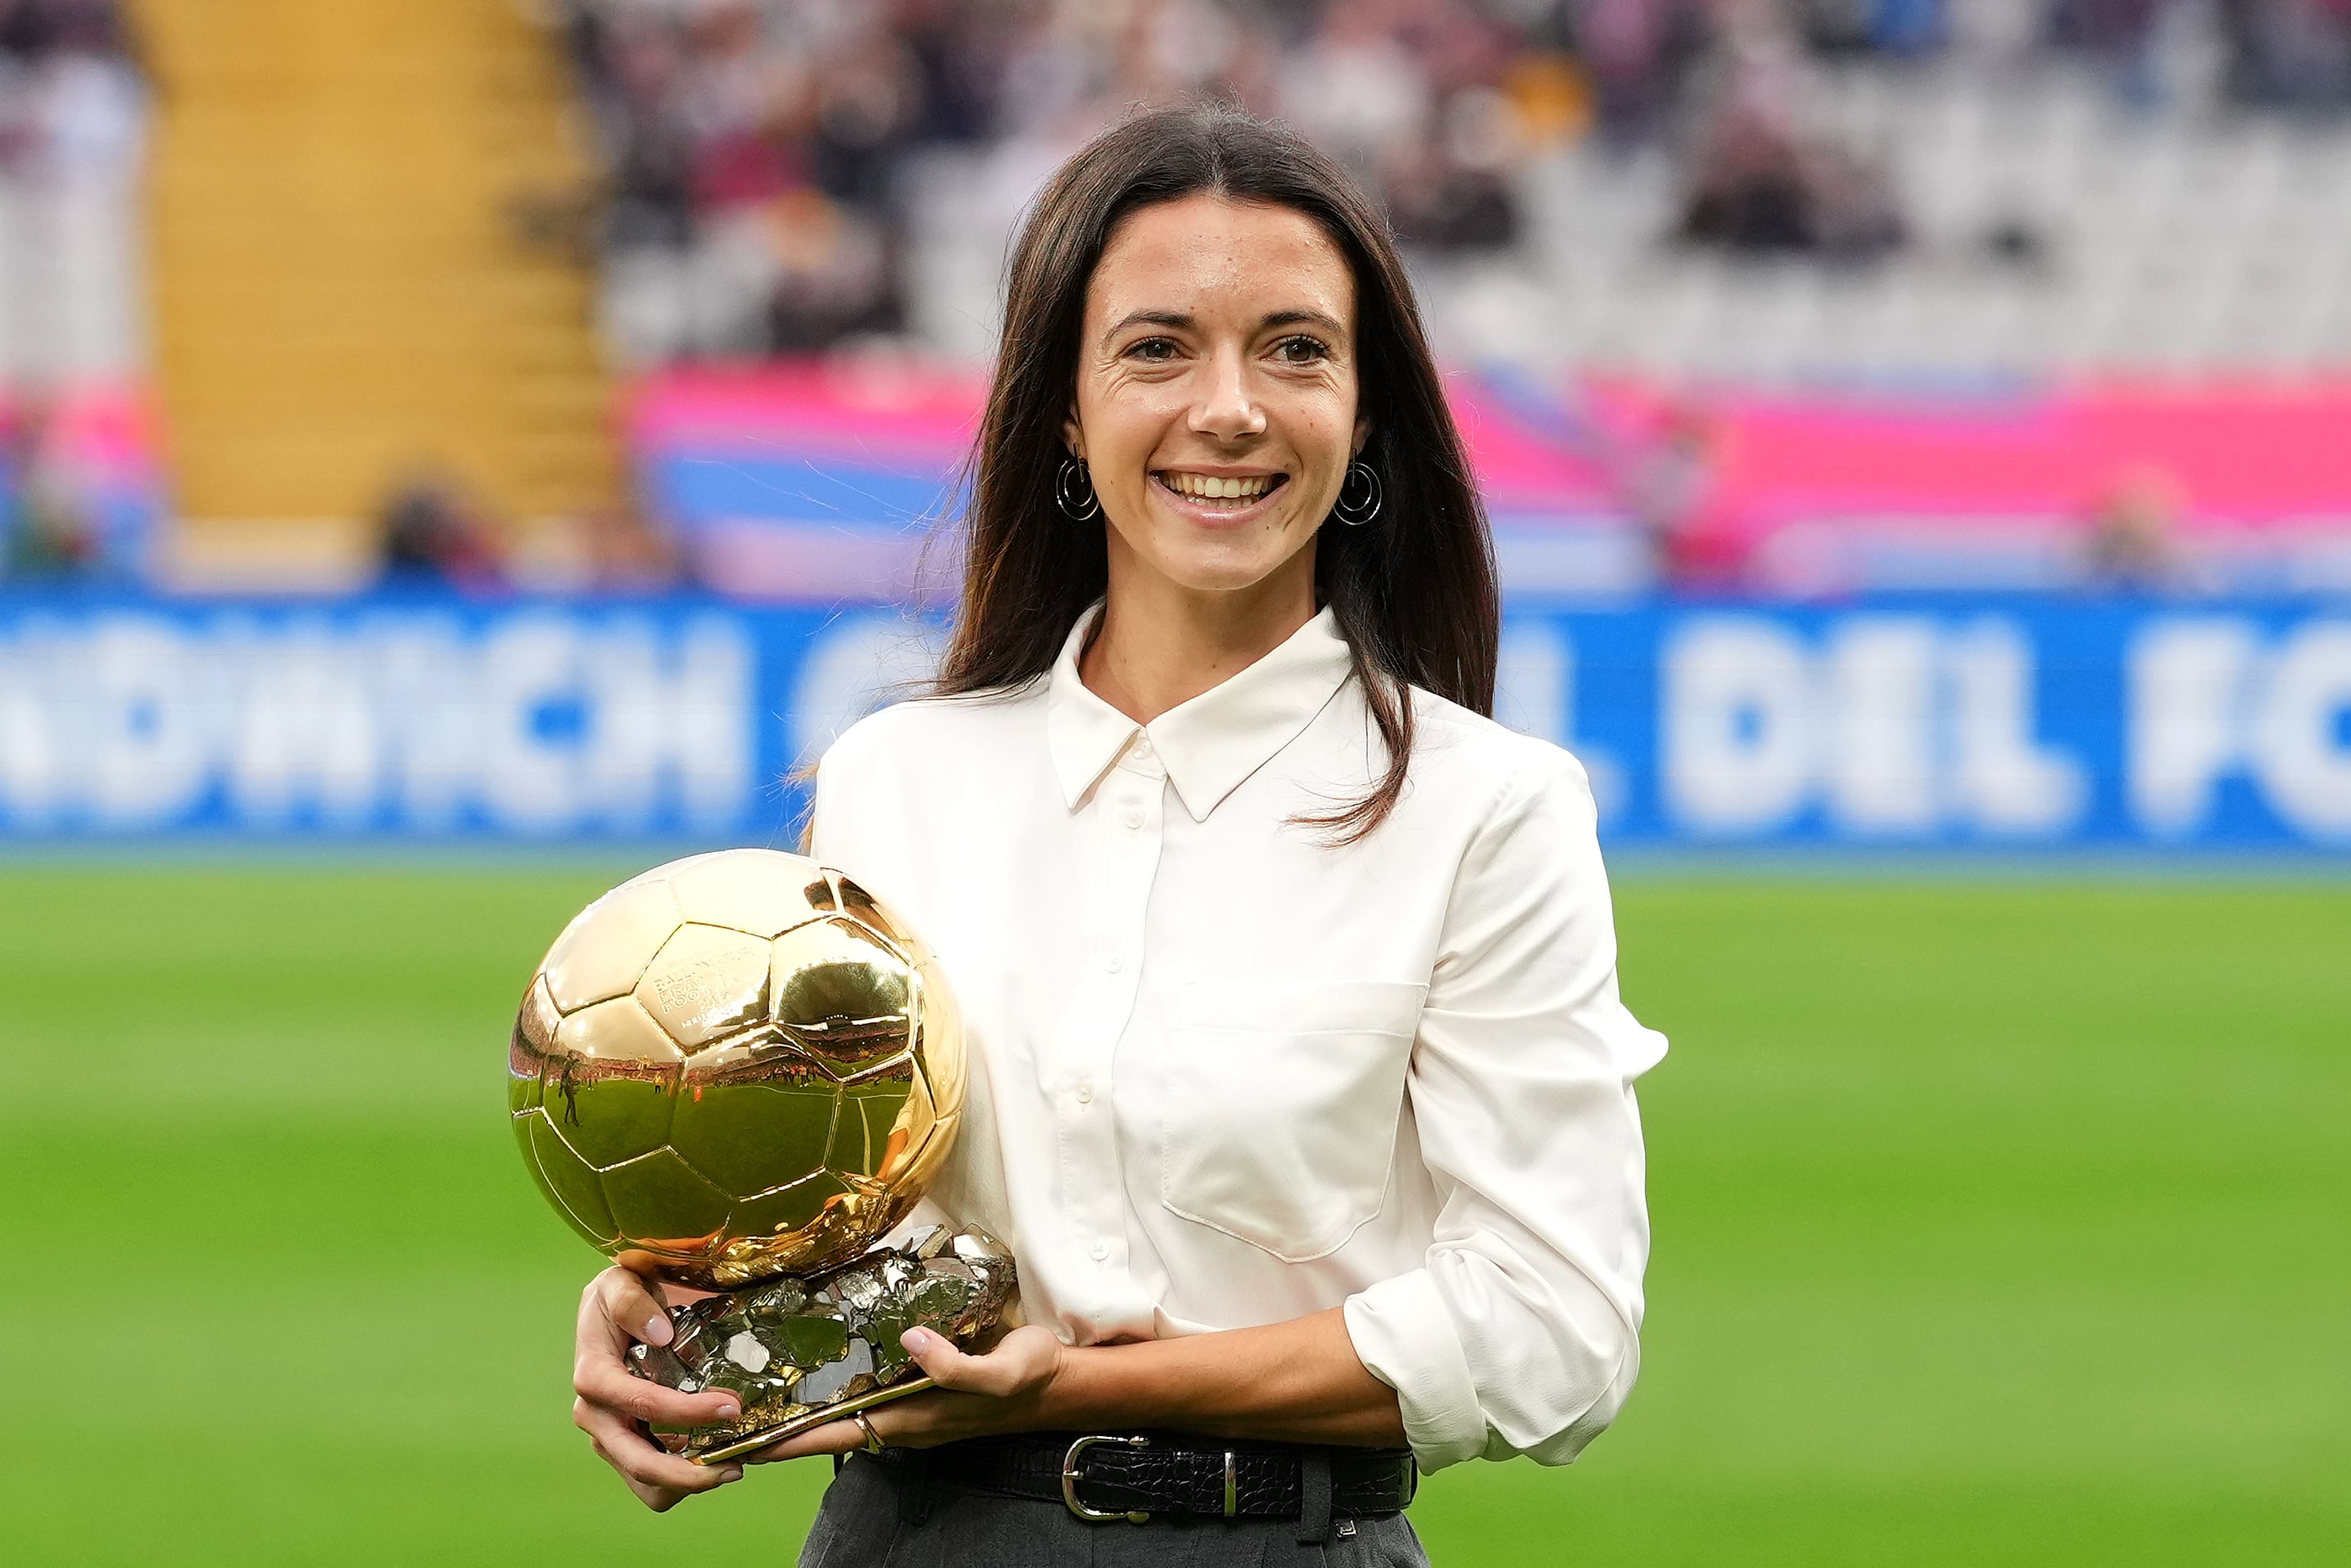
923,1430,1418,1526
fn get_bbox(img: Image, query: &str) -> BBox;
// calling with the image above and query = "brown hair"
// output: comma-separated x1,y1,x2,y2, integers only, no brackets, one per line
934,102,1499,840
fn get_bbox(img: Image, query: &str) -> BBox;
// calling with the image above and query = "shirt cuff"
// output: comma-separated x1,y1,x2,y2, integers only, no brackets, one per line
1343,1269,1488,1472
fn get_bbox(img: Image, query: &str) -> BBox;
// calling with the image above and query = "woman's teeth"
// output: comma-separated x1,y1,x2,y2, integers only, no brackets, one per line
1162,472,1278,503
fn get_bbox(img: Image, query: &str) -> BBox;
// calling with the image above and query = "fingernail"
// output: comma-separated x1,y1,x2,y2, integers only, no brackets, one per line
903,1327,934,1353
718,1466,745,1485
640,1313,673,1347
714,1398,741,1419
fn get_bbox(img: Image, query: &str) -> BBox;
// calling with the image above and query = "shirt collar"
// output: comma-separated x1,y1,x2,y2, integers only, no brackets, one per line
1045,602,1355,822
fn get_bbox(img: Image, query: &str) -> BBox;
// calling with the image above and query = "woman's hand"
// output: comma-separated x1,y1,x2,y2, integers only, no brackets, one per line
748,1324,1070,1462
571,1265,752,1511
573,1285,1397,1502
750,1307,1403,1461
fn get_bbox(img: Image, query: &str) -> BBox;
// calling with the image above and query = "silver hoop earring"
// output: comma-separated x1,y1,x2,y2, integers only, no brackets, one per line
1055,455,1101,521
1332,460,1382,527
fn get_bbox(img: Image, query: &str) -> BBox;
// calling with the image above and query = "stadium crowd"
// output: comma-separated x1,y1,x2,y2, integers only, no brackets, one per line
555,0,2351,360
0,0,143,582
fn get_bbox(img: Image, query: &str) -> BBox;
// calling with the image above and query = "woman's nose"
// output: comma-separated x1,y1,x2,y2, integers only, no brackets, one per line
1187,347,1267,442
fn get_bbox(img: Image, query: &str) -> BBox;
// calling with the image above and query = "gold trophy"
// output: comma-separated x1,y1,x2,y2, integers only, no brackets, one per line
508,849,1013,1464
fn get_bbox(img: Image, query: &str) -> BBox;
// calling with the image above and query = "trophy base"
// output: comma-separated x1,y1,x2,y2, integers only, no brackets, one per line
627,1226,1015,1466
690,1373,936,1465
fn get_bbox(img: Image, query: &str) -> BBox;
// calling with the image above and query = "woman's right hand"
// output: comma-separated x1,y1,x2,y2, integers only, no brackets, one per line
572,1265,751,1511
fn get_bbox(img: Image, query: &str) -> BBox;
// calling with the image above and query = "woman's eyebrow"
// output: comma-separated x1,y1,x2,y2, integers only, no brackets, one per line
1105,308,1194,340
1102,306,1347,342
1260,308,1346,336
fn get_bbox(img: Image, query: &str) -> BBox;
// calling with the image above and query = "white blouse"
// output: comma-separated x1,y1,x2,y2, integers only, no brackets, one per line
809,605,1665,1473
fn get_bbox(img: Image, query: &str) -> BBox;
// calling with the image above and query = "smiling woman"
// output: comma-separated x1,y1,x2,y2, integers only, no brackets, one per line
1074,199,1358,577
565,104,1663,1568
940,105,1499,840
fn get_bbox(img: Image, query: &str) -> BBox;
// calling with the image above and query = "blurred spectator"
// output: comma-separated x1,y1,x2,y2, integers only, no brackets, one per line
568,0,1626,361
377,474,508,591
1280,2,1436,183
1675,0,1904,258
1572,0,1709,147
2050,0,2351,116
2216,0,2351,115
578,503,684,590
512,502,684,593
0,0,146,393
0,392,98,579
1620,398,1735,587
552,0,2351,367
1790,0,1876,53
2046,0,2169,111
566,0,935,362
2080,465,2190,591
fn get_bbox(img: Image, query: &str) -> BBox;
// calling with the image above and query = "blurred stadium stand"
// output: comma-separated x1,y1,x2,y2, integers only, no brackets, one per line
564,1,2351,378
135,0,623,590
558,0,2351,598
0,1,2349,598
0,2,2347,851
0,0,152,579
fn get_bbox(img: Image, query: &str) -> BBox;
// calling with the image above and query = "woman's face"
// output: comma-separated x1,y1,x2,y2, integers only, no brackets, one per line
1066,193,1367,601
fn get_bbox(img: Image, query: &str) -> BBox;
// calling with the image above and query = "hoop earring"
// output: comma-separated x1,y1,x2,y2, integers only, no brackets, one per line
1055,455,1101,521
1332,460,1382,527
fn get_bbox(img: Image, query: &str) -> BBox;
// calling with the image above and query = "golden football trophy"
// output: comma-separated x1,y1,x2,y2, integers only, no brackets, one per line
509,849,1013,1463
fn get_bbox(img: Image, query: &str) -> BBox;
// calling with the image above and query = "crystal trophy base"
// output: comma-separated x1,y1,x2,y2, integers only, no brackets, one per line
628,1226,1016,1465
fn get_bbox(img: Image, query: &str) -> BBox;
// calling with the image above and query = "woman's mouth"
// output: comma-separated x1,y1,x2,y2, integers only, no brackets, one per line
1151,469,1289,520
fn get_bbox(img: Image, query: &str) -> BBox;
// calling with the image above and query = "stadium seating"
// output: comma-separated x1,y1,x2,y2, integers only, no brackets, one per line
904,51,2351,380
11,2,2351,596
136,0,619,581
1533,63,2351,378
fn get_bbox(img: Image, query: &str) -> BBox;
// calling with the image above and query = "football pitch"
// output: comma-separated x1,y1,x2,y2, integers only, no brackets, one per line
2,865,2344,1566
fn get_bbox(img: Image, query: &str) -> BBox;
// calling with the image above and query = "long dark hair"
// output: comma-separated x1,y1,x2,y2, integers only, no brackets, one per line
935,103,1499,840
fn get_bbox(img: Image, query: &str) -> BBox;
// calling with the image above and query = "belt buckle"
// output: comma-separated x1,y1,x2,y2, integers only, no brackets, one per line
1061,1434,1151,1525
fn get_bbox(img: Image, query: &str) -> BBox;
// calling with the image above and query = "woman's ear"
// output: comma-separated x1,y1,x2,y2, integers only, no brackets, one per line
1062,410,1085,461
1351,416,1372,459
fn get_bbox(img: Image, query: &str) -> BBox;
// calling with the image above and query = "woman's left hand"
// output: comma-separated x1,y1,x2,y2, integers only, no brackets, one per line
746,1324,1069,1462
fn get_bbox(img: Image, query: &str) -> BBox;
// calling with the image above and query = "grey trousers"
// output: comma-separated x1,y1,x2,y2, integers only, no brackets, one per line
799,1452,1432,1568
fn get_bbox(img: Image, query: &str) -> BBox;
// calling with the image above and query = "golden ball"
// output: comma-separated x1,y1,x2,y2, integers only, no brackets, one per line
507,850,963,1289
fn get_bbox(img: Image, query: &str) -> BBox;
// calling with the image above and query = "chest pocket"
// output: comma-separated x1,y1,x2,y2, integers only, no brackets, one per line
1159,979,1427,1263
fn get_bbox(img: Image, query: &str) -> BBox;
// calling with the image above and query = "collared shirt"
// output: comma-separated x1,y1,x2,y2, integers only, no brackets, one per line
810,605,1665,1472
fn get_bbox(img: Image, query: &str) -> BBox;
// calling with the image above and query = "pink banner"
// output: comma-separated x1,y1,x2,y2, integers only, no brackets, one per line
632,363,2351,542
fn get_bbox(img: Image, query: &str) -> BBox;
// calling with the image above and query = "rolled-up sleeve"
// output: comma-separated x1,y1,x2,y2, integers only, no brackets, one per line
1343,747,1665,1472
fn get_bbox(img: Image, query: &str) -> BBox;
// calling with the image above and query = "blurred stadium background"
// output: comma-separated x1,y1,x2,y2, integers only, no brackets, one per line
1,2,2344,1564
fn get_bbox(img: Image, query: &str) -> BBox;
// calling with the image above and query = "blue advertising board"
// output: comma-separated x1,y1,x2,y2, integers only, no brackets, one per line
1,593,2346,852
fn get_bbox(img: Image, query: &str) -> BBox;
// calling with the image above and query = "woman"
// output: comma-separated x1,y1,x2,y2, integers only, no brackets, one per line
571,103,1665,1565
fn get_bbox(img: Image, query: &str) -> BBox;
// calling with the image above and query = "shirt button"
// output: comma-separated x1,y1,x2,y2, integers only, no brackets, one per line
1133,734,1153,758
1089,1240,1110,1262
1103,954,1123,974
1122,807,1144,830
1075,1081,1094,1104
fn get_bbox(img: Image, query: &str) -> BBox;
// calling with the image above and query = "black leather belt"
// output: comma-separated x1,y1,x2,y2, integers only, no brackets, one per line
922,1430,1417,1530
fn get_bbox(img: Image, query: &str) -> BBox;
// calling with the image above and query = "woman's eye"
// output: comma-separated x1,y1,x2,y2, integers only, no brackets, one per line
1274,336,1330,365
1126,337,1180,362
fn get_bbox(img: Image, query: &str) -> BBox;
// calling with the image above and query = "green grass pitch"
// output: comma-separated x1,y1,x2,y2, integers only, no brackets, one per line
2,865,2344,1565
